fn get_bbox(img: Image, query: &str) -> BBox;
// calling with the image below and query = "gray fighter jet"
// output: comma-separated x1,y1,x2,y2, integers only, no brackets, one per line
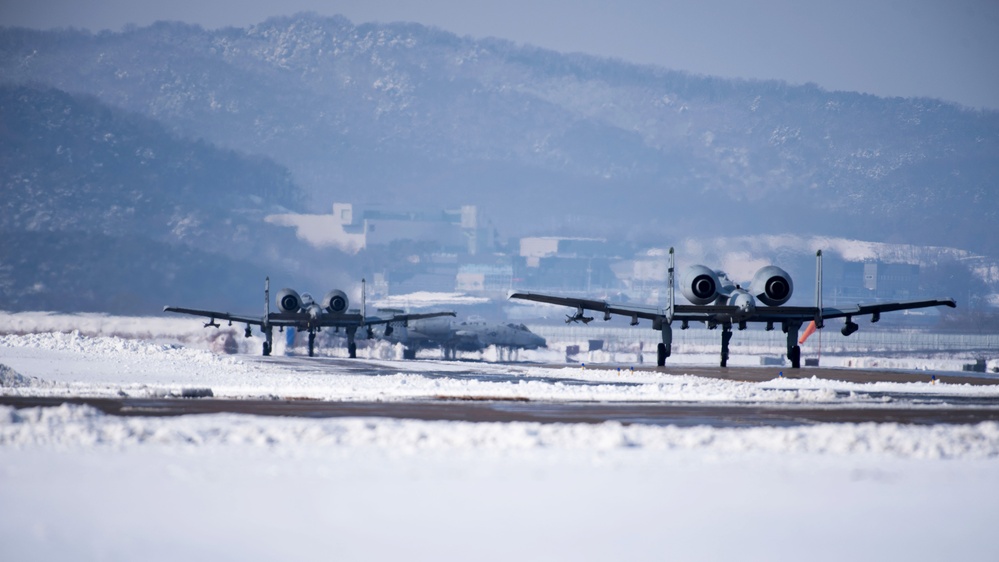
165,278,454,357
511,249,956,369
378,315,547,360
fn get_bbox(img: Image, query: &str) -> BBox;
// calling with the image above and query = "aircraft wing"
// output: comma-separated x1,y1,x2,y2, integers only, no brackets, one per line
510,292,664,320
819,298,957,320
368,311,456,325
163,306,264,326
510,293,956,325
167,306,454,329
673,299,955,324
512,291,751,321
275,311,454,328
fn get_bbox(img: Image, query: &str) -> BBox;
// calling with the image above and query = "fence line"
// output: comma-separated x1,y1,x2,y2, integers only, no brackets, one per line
528,324,999,354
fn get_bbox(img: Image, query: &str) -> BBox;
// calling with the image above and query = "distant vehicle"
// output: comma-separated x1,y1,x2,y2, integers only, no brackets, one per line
165,278,454,357
378,315,547,360
511,249,956,369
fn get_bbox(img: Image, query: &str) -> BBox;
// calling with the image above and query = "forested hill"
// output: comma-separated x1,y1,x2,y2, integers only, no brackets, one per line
0,84,311,312
2,15,996,255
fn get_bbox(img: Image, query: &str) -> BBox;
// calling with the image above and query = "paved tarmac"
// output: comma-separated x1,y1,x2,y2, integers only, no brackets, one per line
3,395,998,428
566,363,999,386
254,354,999,387
4,356,999,427
4,356,997,427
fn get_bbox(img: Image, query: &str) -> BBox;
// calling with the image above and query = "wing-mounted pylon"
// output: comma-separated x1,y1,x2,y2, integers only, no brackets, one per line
566,306,594,324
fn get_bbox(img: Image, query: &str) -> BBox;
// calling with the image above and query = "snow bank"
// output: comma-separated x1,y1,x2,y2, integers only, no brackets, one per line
3,404,998,460
0,363,37,387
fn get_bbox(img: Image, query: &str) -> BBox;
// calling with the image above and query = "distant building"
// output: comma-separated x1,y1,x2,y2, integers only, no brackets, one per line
515,237,626,295
519,237,610,266
456,264,514,294
863,262,920,298
360,204,492,255
266,202,494,255
830,260,921,301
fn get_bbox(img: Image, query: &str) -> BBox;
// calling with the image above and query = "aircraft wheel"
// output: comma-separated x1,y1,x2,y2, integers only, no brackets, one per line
403,348,416,360
657,343,667,367
263,342,271,356
348,342,357,359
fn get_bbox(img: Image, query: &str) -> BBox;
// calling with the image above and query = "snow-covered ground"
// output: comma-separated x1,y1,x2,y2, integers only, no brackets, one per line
2,330,999,561
3,331,998,403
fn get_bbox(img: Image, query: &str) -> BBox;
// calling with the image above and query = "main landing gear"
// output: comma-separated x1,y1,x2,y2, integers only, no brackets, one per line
346,327,357,359
784,320,802,369
656,323,673,367
656,320,804,369
720,324,733,368
263,326,273,357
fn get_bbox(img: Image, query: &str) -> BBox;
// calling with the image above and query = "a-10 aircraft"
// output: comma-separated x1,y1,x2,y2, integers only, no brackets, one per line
165,278,454,357
510,249,956,369
376,315,547,360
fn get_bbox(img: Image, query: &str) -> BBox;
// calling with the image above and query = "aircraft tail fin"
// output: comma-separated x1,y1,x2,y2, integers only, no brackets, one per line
666,247,675,323
264,277,270,322
814,250,824,329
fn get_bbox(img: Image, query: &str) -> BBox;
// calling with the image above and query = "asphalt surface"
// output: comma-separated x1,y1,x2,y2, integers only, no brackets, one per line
3,356,998,428
2,395,999,428
253,354,999,387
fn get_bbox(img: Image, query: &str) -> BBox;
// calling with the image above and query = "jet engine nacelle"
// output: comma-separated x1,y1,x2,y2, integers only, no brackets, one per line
680,265,722,305
322,289,349,314
751,265,794,306
276,288,302,313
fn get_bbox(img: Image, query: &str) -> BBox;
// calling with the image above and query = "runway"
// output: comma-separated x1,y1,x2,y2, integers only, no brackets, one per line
3,356,998,427
252,353,999,386
567,363,999,386
3,394,999,428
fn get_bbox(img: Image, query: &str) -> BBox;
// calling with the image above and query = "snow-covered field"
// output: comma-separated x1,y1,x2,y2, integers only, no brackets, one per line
2,329,999,561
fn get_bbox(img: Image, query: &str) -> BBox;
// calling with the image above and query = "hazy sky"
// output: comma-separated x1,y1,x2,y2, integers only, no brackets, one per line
3,0,998,110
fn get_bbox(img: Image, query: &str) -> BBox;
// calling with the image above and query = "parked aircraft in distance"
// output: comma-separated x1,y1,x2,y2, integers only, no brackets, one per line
376,315,547,360
165,278,454,357
510,249,956,368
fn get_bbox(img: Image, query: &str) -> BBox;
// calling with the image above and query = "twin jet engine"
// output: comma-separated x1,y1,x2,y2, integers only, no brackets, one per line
680,265,794,307
275,288,350,314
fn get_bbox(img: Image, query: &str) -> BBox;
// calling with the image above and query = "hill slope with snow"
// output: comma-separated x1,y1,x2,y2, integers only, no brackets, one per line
2,15,997,255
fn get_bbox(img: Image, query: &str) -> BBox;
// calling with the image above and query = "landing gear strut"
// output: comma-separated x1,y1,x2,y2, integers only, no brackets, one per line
783,321,802,369
657,323,673,367
346,327,357,359
263,326,273,357
308,330,316,357
720,324,732,368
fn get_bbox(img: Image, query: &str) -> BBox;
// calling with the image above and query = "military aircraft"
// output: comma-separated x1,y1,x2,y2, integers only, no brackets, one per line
165,278,455,357
510,249,956,368
376,315,547,360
